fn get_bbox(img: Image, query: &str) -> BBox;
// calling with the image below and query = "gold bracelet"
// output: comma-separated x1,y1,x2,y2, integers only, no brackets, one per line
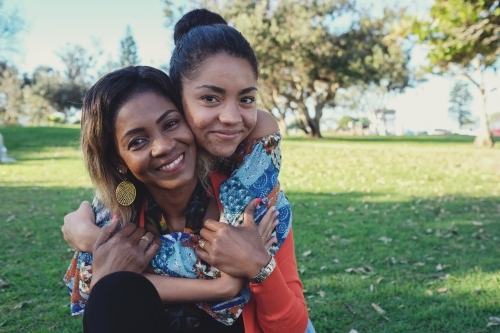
249,256,276,284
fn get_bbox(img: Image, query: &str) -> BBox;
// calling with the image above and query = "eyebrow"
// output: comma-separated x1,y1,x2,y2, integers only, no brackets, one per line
195,85,257,95
155,109,178,124
121,109,179,143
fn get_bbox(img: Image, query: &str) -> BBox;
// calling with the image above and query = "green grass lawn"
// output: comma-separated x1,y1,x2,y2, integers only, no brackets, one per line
1,126,499,332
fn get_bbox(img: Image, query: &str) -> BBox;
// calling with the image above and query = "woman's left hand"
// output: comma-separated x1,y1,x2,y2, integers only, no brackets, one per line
91,217,161,289
195,199,272,279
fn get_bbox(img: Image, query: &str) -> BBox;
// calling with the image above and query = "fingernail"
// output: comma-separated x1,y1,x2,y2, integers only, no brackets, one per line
254,198,262,206
112,215,118,222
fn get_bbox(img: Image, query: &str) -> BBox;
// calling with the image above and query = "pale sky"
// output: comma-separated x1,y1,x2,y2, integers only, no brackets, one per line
9,0,172,74
5,0,500,132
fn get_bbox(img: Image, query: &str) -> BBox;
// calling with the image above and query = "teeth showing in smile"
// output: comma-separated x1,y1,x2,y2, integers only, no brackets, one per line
158,154,183,171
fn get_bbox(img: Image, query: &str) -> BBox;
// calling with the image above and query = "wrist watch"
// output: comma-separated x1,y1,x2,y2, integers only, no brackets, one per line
250,256,276,284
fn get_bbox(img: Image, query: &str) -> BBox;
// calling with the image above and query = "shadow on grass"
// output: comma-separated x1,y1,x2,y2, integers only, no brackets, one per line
287,191,500,332
0,185,93,332
3,155,82,162
0,126,81,153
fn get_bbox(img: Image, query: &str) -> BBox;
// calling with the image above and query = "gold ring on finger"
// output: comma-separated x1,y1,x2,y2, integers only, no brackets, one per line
140,235,150,243
198,239,207,250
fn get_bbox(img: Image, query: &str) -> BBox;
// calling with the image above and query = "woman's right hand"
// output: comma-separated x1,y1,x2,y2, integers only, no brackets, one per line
91,217,161,289
196,200,276,279
62,201,101,252
219,201,278,251
257,205,279,250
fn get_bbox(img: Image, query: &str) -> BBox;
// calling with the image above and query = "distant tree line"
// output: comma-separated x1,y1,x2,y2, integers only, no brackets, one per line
0,22,140,125
1,0,498,147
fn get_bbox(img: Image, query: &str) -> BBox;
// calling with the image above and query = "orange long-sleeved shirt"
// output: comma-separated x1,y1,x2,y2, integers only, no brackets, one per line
242,228,309,333
209,171,309,332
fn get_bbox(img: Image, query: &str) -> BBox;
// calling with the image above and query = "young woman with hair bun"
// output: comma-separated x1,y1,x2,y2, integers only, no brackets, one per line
63,8,315,333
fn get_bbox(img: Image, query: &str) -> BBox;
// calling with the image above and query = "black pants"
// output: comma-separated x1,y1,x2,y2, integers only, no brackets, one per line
83,271,244,333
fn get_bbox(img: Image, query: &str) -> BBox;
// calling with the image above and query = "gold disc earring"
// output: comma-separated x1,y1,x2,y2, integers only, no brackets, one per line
115,169,136,206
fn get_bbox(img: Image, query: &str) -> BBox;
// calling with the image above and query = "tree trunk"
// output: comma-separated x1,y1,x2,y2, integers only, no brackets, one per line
470,60,494,147
307,118,322,138
474,93,494,147
474,132,494,147
278,116,289,136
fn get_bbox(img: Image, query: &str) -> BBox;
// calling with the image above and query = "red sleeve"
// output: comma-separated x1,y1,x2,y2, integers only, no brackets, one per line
248,228,309,332
208,171,228,213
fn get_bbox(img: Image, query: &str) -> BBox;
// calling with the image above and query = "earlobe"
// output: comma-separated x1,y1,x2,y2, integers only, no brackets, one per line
115,161,128,175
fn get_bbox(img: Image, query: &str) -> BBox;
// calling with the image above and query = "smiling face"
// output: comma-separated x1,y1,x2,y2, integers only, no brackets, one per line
114,91,197,194
181,53,258,157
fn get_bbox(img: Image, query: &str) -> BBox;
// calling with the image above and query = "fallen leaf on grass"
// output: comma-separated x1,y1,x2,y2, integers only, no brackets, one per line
0,278,10,288
376,277,383,284
302,250,312,257
345,267,374,275
349,330,359,333
472,287,482,293
436,263,451,271
371,303,386,314
364,265,375,271
437,287,448,293
13,301,31,310
6,215,15,222
317,290,325,297
487,317,500,327
344,304,357,314
332,258,340,264
472,221,484,226
378,236,392,244
320,266,327,270
425,290,433,296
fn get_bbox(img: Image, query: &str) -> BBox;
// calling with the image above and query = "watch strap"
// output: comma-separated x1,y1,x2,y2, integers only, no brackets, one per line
249,256,276,284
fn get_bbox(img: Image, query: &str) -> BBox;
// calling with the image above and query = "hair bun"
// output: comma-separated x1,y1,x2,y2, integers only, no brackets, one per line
173,9,227,45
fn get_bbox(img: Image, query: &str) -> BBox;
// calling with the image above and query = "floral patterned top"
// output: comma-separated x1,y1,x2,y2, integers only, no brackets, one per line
63,132,292,330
